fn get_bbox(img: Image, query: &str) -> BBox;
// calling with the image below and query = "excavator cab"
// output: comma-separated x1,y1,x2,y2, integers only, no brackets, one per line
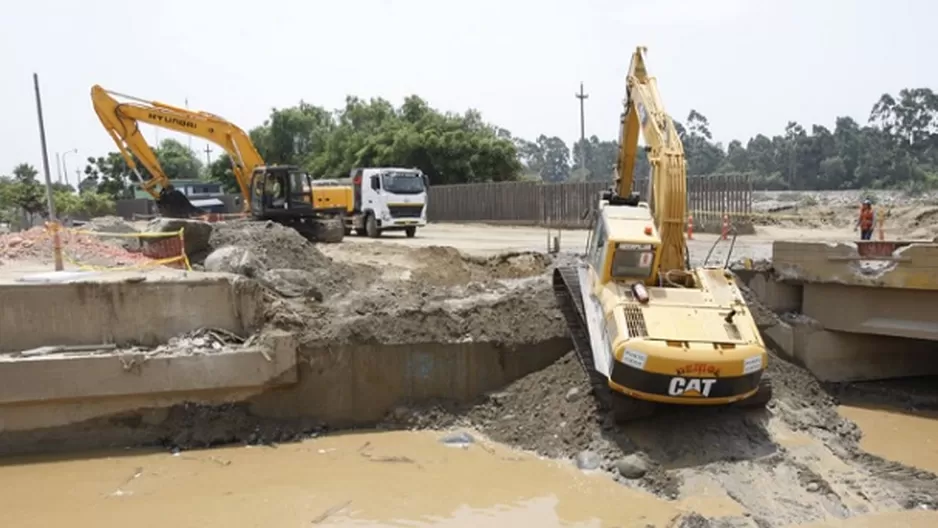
249,165,315,217
246,165,344,242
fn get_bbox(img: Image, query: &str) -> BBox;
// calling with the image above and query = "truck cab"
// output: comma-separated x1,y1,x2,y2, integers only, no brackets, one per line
344,167,429,238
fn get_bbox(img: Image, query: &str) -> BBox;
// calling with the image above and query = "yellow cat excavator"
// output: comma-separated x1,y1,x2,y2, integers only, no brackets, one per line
91,85,351,242
553,47,771,421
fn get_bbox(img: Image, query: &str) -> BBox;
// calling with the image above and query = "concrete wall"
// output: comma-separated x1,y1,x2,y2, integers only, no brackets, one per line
802,283,938,341
762,320,938,383
0,274,265,353
0,337,571,455
0,333,297,406
249,338,571,424
773,240,938,290
735,268,938,383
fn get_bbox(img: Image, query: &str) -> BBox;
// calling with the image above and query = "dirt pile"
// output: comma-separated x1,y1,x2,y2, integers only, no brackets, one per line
319,242,554,287
409,247,552,286
200,220,375,298
268,275,567,347
373,275,938,525
0,225,155,268
748,198,938,239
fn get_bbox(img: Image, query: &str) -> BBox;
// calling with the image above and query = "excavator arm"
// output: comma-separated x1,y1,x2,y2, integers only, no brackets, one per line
614,47,688,274
91,85,264,217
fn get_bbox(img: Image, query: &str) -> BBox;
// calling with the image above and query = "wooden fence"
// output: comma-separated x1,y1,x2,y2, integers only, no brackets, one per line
427,174,752,232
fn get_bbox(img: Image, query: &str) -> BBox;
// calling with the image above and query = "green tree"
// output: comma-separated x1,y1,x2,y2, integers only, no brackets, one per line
155,138,203,180
208,153,240,193
82,154,137,199
572,136,619,182
533,135,570,183
247,95,522,185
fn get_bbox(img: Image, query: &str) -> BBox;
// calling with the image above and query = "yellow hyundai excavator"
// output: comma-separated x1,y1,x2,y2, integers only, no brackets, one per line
91,85,351,242
553,47,771,422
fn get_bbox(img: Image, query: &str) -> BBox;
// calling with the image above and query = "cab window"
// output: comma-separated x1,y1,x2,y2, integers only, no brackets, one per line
251,171,265,200
611,243,655,278
590,219,608,271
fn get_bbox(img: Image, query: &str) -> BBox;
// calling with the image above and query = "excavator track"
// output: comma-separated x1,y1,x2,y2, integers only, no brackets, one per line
552,266,656,422
552,267,607,392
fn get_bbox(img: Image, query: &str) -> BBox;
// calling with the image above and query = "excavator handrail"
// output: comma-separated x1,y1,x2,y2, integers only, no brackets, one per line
613,47,688,275
90,85,265,214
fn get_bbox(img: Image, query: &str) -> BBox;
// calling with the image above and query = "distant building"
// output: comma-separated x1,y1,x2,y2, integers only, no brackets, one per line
132,179,237,214
132,179,225,201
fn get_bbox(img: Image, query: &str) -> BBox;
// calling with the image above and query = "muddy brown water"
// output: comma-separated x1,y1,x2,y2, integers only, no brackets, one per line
0,427,935,527
0,430,686,528
839,405,938,475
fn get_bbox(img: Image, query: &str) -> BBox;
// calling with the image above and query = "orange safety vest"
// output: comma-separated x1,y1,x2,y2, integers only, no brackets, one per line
859,207,874,230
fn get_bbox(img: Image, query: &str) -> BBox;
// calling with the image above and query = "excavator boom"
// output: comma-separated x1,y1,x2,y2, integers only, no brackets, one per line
91,85,263,217
615,47,688,275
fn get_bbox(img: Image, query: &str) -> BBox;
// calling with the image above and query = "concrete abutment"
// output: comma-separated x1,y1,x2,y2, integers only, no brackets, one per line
737,240,938,383
0,270,571,456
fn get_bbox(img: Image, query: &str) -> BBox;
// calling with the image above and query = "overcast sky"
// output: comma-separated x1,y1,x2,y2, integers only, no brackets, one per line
1,0,934,183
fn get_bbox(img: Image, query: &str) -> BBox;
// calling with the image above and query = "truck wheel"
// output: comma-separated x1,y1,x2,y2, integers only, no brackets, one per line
365,214,381,238
405,226,417,238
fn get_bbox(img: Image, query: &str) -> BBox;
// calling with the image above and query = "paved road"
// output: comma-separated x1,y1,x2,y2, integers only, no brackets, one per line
340,223,857,264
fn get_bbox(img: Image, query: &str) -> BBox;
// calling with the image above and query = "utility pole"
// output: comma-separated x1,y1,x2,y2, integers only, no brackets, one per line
32,72,63,271
203,144,213,167
575,82,589,168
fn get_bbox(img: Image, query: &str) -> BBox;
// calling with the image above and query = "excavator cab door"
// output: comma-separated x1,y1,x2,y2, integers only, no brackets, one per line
287,171,314,208
249,168,268,219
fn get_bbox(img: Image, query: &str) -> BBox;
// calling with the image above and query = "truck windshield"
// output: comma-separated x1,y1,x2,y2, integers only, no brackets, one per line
611,243,655,279
381,172,425,194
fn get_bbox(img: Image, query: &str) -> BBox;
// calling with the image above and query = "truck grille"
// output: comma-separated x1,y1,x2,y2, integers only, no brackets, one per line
389,204,424,218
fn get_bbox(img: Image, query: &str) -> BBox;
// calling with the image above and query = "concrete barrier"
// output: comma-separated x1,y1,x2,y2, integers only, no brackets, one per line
0,272,265,353
0,334,298,405
762,319,938,383
735,265,938,383
772,240,938,290
0,336,571,455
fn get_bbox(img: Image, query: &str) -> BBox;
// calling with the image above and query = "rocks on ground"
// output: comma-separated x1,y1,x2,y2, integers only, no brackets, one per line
146,217,214,257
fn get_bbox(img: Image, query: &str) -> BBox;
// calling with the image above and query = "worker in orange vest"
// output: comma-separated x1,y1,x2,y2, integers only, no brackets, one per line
856,199,875,240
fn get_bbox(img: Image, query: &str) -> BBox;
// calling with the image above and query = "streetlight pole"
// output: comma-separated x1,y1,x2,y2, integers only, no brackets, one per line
61,148,77,188
55,152,62,183
32,72,63,271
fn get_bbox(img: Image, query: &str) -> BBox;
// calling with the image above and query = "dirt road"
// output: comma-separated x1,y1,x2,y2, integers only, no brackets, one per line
328,222,858,265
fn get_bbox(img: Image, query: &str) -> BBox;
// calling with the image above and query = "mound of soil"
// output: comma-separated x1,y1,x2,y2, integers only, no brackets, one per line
409,247,552,286
376,281,938,522
207,220,335,270
202,220,375,297
285,276,567,347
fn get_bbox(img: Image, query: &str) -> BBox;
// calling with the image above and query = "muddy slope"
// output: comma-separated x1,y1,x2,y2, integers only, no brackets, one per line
377,277,938,527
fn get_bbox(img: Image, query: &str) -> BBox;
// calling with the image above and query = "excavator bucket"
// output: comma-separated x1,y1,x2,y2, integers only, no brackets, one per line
157,188,206,218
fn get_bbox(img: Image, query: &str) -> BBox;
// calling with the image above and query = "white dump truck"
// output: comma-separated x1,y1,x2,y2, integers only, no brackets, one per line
339,167,429,238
